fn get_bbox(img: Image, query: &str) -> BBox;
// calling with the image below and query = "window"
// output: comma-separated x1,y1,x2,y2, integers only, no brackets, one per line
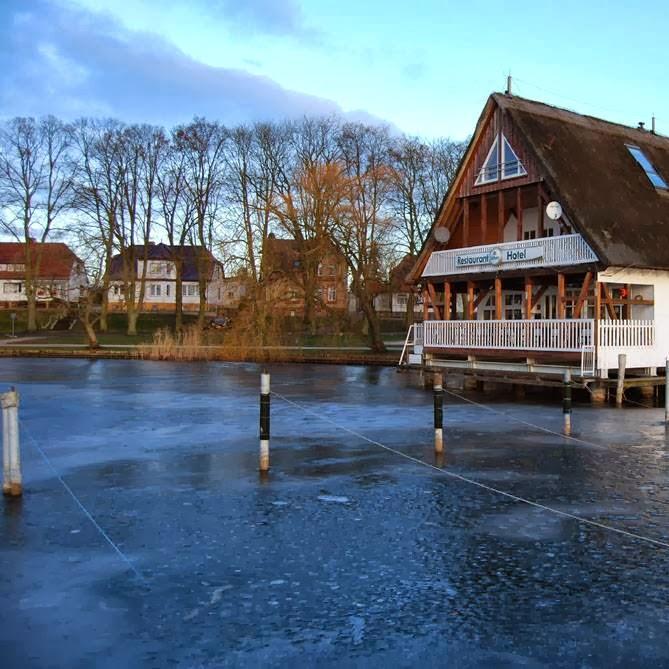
0,264,25,272
183,284,199,297
3,282,22,294
327,287,337,303
523,230,537,240
475,134,526,185
396,293,408,307
165,284,170,297
626,145,668,189
149,284,161,297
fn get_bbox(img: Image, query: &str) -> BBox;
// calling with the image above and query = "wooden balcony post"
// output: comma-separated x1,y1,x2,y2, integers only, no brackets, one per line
557,273,566,319
537,187,545,237
444,281,451,321
497,191,505,241
422,288,429,321
495,277,503,320
427,282,441,320
480,194,487,244
462,199,470,247
524,276,533,319
466,281,475,320
516,187,523,241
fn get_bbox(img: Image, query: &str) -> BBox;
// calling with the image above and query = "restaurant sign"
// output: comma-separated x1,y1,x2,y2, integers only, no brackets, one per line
455,245,543,268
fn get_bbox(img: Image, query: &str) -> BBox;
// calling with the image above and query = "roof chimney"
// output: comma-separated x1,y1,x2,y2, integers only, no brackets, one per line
505,74,512,96
652,115,656,134
638,121,646,131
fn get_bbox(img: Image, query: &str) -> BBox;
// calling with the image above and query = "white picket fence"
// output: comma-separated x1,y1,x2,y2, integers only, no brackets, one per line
598,320,655,348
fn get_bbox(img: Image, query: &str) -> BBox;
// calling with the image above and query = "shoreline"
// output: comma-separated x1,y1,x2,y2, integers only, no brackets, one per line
0,345,399,366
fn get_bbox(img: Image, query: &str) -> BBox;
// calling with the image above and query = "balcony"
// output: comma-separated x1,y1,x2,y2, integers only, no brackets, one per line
422,233,598,277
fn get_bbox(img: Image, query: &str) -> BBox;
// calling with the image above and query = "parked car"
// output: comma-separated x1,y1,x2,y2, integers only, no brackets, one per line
207,316,231,330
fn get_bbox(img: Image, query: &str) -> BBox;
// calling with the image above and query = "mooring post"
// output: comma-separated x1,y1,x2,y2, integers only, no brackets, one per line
665,359,669,425
433,372,444,453
563,370,572,436
616,353,626,408
259,371,270,472
1,388,21,497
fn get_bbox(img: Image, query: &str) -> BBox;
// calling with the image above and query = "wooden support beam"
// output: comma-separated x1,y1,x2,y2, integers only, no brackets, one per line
537,188,544,238
497,190,505,241
474,287,490,310
557,273,566,319
466,281,475,320
427,282,442,320
480,194,487,244
463,198,470,247
422,288,429,321
600,282,618,320
516,187,523,241
532,285,548,313
573,272,593,319
624,284,632,318
444,281,451,321
524,276,533,319
495,277,503,320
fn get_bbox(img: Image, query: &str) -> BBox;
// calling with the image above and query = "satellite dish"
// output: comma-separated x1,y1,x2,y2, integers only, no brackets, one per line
434,228,450,243
545,201,563,221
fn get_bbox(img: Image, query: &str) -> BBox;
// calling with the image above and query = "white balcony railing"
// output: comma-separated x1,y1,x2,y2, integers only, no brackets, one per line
422,233,598,277
423,319,594,352
598,320,655,348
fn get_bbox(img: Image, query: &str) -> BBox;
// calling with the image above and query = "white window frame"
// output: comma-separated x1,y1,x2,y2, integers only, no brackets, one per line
626,144,668,190
475,133,527,185
327,287,337,303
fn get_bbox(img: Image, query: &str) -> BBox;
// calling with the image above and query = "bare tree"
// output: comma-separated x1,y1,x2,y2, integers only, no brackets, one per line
330,122,394,352
175,119,227,329
114,124,167,336
157,135,195,332
71,118,125,332
0,116,76,330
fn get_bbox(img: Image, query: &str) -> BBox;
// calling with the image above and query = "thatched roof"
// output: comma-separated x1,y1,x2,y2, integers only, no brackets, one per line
494,93,669,269
409,93,669,283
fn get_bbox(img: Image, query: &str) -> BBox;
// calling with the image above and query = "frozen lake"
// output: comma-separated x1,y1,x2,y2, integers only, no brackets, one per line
1,359,669,667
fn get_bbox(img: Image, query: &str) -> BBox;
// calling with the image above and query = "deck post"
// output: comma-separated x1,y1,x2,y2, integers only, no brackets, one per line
616,354,626,408
563,370,572,436
433,373,444,453
259,371,270,472
1,389,21,497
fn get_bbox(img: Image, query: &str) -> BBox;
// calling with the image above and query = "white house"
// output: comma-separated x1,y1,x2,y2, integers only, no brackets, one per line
401,92,669,380
107,243,226,313
0,242,86,305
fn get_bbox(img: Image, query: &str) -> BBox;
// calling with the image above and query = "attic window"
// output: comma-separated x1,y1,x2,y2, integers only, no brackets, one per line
475,134,526,185
626,145,668,189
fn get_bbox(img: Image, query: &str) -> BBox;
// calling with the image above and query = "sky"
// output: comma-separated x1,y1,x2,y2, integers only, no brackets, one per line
0,0,667,140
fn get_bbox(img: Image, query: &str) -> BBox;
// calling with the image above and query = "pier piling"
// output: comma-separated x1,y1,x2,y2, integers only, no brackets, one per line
259,371,270,472
2,388,21,497
616,354,626,408
433,373,444,453
563,370,572,436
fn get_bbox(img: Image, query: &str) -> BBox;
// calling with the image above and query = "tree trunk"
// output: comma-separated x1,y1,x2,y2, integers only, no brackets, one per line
127,308,139,336
175,260,183,333
361,298,385,353
82,298,99,349
26,287,37,332
197,277,207,331
405,293,416,328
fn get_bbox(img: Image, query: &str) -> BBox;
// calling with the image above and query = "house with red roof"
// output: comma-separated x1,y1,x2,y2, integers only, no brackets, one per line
0,242,87,306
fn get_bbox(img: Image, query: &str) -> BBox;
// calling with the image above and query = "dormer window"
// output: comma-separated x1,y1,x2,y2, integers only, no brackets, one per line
475,133,526,185
626,145,668,189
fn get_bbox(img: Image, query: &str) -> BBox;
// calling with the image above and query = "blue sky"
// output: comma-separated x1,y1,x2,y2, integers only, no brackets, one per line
1,0,667,139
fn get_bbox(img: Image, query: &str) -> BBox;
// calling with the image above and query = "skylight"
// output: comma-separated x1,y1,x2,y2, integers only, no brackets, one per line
626,145,668,190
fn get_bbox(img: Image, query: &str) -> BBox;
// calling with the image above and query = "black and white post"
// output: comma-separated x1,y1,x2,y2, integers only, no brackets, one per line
259,371,270,472
433,372,444,453
563,370,572,436
2,388,21,497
